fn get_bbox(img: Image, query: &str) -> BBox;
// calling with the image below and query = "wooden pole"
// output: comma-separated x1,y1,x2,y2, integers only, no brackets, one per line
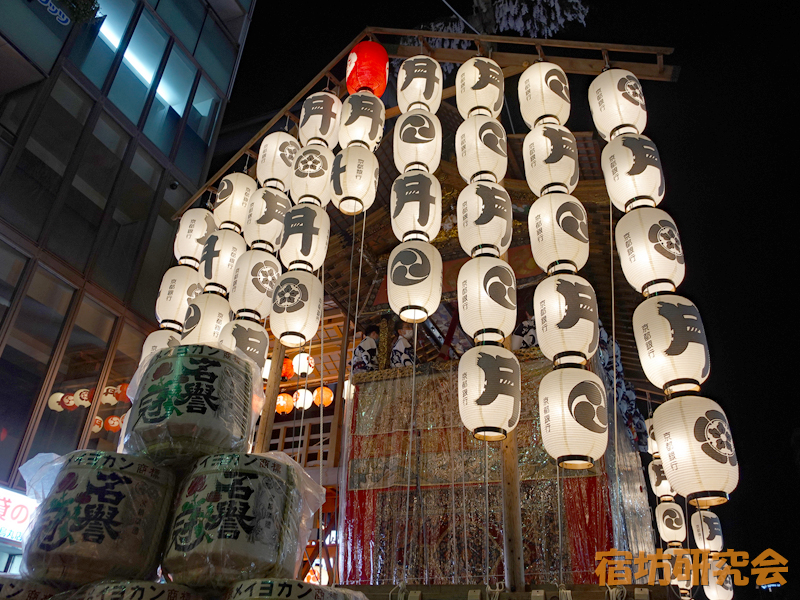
254,342,286,453
329,318,351,467
501,429,525,591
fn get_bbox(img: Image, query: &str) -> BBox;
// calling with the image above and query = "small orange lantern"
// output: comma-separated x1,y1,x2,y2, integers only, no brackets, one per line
104,415,122,432
276,393,294,414
281,358,294,380
313,386,333,407
346,41,389,97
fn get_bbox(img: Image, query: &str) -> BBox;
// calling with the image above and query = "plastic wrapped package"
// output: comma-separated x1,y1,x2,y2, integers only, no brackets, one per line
225,579,351,600
66,581,201,600
125,345,264,470
22,451,174,588
162,452,324,591
0,575,58,600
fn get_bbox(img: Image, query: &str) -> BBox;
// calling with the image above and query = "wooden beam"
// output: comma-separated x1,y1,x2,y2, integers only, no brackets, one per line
501,429,525,590
329,311,352,468
254,342,286,453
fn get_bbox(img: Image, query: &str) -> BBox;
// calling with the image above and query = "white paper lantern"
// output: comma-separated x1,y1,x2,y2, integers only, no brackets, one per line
257,131,301,190
261,358,271,381
538,366,608,468
588,68,648,141
140,328,181,364
180,292,232,345
299,91,341,149
457,182,512,257
691,510,723,552
648,458,676,499
704,564,734,600
174,208,217,268
633,294,709,394
387,240,442,323
292,352,315,377
243,187,292,253
270,270,324,348
155,265,203,328
652,396,738,507
523,123,579,196
397,55,443,113
330,145,379,215
458,344,520,441
279,203,330,272
338,91,385,151
457,256,517,343
664,548,693,591
229,249,282,320
214,173,257,231
390,170,442,242
198,228,246,295
393,109,442,173
646,418,660,456
293,388,314,410
219,318,270,372
615,207,684,296
99,385,118,405
602,133,665,211
528,193,589,274
456,57,504,119
291,145,334,206
518,62,571,128
91,416,103,433
655,501,687,546
456,114,508,183
534,274,599,365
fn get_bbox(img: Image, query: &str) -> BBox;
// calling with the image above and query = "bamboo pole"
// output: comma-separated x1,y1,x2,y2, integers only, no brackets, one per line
254,342,286,453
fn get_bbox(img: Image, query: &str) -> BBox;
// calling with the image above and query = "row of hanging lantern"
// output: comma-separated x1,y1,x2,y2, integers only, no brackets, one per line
588,68,738,512
386,54,445,326
517,61,607,467
446,57,521,442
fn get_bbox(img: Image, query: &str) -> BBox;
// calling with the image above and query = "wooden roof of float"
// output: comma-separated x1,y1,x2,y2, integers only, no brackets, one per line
188,28,679,458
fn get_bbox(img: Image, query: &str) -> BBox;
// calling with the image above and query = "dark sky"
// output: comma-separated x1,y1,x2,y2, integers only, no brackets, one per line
227,1,796,594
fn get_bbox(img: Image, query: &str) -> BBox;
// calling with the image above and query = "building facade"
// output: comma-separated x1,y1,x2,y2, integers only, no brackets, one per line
0,0,254,506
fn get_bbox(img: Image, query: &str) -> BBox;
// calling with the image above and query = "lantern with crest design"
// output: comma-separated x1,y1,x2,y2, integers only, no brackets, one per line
175,208,217,269
279,203,330,272
648,458,676,500
390,170,442,242
338,91,385,152
538,366,608,468
457,256,517,344
528,193,590,274
140,329,180,365
588,68,648,141
456,57,505,119
228,249,281,320
387,240,442,323
292,352,315,377
219,319,270,373
397,55,443,113
291,146,334,206
180,292,232,346
198,228,246,295
330,145,379,215
257,131,301,191
458,344,520,441
243,187,292,254
457,182,513,258
155,266,203,330
270,270,324,348
393,109,442,173
652,396,738,507
298,91,341,149
214,173,256,232
655,502,687,546
456,114,508,183
518,62,571,128
602,133,665,211
691,510,724,552
523,123,579,196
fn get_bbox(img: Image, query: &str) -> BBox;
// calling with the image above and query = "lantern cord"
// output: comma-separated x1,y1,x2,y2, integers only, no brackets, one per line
483,439,489,585
609,191,623,542
345,212,368,388
243,152,250,174
401,321,420,587
318,265,325,572
504,101,517,135
440,0,482,35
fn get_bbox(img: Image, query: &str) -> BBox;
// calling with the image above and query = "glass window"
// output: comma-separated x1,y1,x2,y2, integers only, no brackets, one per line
25,297,115,461
0,75,92,240
92,147,163,298
130,181,188,318
0,0,74,73
175,76,220,183
157,0,206,53
87,322,145,451
0,268,73,483
0,84,38,136
0,240,28,328
143,47,196,156
68,0,136,89
107,10,168,126
194,16,236,92
46,113,130,270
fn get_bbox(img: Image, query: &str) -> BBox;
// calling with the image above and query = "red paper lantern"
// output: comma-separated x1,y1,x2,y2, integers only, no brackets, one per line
276,393,294,414
281,358,294,380
313,386,333,407
346,41,389,97
104,415,122,432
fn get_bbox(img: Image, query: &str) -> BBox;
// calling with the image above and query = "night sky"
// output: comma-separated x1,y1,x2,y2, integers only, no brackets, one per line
225,1,796,595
